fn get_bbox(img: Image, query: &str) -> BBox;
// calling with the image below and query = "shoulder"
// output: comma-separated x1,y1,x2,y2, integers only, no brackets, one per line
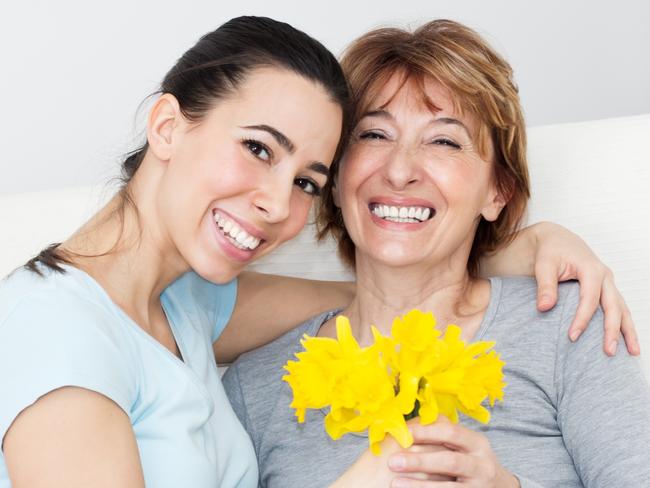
493,276,585,333
484,277,597,375
0,266,137,440
1,265,124,337
163,271,237,341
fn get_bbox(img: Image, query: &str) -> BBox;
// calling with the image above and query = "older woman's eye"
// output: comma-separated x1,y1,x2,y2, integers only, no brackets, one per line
294,177,322,197
359,130,386,140
242,138,272,161
432,138,462,150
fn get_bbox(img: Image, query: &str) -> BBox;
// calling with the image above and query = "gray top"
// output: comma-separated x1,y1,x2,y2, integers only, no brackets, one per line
223,277,650,487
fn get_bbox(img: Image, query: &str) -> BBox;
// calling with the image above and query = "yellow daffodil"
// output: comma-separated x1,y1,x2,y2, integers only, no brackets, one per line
283,310,506,455
416,325,506,425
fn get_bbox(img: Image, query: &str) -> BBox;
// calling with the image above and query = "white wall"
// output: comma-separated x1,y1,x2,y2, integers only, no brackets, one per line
1,0,648,195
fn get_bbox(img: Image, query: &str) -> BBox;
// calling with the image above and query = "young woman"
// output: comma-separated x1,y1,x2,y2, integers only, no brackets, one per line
0,16,638,488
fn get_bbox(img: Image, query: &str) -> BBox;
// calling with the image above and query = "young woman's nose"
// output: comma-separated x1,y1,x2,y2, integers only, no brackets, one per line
252,174,292,223
382,144,421,190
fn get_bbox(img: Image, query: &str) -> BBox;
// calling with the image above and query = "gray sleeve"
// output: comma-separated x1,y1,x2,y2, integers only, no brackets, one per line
515,475,545,488
222,364,251,435
555,283,650,486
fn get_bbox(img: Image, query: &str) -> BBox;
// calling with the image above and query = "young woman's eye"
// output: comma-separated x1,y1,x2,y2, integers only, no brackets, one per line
432,138,462,150
294,177,322,197
243,139,272,161
359,130,386,140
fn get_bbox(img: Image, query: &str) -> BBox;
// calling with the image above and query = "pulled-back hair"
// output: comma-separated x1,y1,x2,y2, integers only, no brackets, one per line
316,19,530,276
27,16,351,275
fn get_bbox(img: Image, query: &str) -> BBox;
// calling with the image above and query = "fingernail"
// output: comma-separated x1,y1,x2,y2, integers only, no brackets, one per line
609,340,618,355
392,479,409,488
570,329,581,342
389,455,406,470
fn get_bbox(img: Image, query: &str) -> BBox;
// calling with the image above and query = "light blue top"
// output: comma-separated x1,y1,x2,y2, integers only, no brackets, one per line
0,264,258,488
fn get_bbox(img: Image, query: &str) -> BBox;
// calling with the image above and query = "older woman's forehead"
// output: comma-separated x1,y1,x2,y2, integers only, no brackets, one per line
360,72,476,123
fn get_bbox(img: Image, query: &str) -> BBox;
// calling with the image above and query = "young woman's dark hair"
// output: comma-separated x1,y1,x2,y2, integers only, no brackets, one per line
27,15,351,275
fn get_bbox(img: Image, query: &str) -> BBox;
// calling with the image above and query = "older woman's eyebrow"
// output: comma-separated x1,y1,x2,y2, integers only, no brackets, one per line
363,109,393,119
241,124,295,154
431,117,472,138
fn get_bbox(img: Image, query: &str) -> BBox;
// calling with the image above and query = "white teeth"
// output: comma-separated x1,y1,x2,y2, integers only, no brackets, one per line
371,204,433,223
383,216,419,223
213,212,261,251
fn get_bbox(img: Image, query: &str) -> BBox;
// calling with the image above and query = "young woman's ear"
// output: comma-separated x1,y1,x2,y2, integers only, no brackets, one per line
146,94,182,161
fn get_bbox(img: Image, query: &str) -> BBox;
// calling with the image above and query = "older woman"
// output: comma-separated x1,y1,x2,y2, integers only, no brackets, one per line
222,20,650,487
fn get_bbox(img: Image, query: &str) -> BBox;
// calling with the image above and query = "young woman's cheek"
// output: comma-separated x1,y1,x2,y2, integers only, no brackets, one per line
201,148,264,199
281,192,314,241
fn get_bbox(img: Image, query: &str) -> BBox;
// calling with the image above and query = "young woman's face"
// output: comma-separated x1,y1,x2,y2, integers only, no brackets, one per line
158,67,343,283
335,73,503,270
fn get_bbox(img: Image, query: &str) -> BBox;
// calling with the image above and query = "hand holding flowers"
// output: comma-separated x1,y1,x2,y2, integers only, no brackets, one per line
388,417,520,487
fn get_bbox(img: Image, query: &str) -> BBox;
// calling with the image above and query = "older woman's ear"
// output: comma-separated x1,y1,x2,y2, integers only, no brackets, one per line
480,184,509,222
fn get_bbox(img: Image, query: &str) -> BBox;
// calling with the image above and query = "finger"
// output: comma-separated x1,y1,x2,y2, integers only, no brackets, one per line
389,450,476,478
621,308,640,356
568,274,601,342
534,260,559,312
601,287,623,356
409,419,486,453
600,280,623,356
392,478,457,488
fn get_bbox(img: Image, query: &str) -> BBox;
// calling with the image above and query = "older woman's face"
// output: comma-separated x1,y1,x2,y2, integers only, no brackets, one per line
335,73,504,269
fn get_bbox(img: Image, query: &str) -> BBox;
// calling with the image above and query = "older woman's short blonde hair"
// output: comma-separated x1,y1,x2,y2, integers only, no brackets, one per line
317,19,531,276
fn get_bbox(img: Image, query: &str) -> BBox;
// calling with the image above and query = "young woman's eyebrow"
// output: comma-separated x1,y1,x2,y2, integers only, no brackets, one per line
308,162,330,177
241,124,295,153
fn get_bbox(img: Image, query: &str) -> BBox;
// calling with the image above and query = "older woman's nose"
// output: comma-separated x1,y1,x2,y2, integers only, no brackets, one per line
382,145,421,190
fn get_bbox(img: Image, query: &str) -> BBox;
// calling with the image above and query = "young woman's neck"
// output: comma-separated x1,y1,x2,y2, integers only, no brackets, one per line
342,251,490,346
61,157,189,328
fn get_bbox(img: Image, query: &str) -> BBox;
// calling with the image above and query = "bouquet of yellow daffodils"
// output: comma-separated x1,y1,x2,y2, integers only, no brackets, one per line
282,310,506,454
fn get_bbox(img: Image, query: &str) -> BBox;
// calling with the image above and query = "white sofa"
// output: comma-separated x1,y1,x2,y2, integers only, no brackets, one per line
1,114,649,374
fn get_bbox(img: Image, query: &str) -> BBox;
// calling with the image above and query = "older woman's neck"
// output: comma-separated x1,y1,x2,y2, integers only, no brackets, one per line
345,257,490,345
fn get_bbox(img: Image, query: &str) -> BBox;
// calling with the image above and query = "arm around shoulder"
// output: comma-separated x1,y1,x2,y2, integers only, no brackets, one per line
214,271,353,362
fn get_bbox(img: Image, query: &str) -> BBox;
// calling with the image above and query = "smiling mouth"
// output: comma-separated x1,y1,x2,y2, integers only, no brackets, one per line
213,212,264,251
369,203,436,223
